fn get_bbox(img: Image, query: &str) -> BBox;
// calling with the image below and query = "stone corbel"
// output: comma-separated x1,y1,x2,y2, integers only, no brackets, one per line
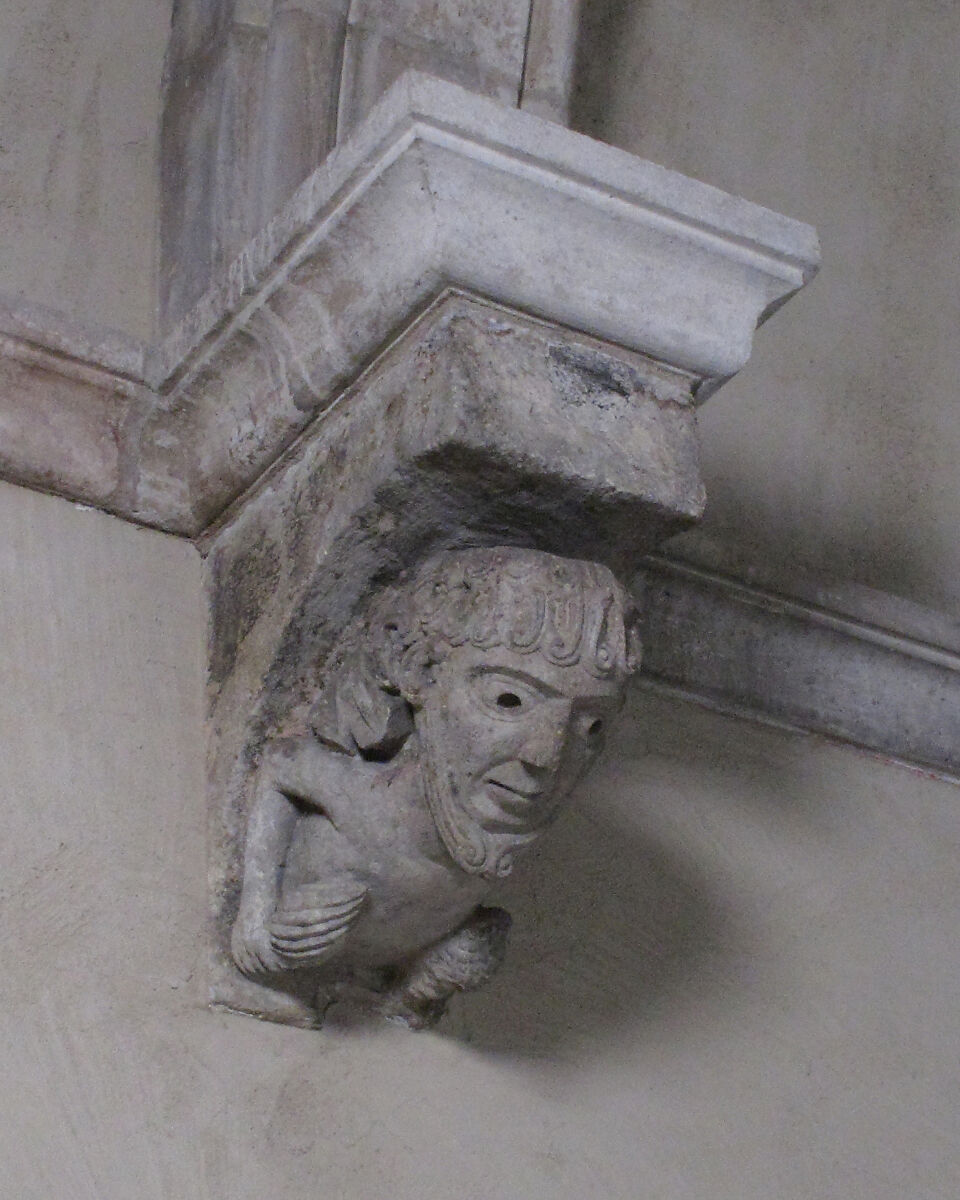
199,73,818,1029
0,68,818,1030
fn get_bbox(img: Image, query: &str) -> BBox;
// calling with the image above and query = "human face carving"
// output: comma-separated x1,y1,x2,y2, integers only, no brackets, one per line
416,640,625,877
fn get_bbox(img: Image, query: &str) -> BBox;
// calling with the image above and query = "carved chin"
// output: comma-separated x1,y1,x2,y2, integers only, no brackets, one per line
430,791,542,880
418,717,544,879
417,710,554,883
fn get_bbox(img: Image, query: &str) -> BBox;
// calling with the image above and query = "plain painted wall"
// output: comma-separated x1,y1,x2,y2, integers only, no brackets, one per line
1,479,957,1199
0,0,171,338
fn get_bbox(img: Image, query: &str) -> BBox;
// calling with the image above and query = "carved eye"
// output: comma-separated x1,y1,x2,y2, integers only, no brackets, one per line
473,672,544,717
587,718,603,737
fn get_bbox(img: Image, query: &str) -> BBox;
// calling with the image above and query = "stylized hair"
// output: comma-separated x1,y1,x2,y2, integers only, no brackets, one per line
309,546,641,758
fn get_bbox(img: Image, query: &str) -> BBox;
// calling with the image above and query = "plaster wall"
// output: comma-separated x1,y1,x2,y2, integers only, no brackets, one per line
573,0,960,617
1,479,957,1199
0,0,171,338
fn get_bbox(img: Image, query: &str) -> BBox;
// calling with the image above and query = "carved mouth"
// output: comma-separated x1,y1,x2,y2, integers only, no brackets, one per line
482,776,552,831
470,769,553,832
485,777,543,801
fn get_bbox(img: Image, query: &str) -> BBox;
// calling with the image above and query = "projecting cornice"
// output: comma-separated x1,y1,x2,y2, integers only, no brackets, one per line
0,71,817,538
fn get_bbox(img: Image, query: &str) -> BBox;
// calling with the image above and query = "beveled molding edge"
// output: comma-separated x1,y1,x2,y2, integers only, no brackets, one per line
635,553,960,780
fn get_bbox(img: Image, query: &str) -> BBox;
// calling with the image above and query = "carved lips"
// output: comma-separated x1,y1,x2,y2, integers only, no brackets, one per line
476,763,552,831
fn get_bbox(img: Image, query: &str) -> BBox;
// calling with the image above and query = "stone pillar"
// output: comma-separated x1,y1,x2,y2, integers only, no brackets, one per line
160,1,582,326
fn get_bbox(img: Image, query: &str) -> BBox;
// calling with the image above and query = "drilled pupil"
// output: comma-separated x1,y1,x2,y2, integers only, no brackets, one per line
497,692,522,709
588,719,603,736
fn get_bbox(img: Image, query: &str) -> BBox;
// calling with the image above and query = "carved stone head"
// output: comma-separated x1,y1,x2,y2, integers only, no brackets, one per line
311,547,642,879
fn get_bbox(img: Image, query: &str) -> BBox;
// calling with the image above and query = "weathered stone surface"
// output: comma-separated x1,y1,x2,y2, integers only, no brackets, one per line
145,72,818,532
0,350,122,505
0,309,152,514
160,1,537,324
206,297,704,1026
229,546,638,1028
156,70,819,388
337,0,530,136
157,3,608,323
161,2,355,323
520,0,580,123
0,293,149,380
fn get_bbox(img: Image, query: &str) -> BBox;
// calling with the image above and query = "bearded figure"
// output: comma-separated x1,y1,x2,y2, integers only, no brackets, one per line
231,546,641,1028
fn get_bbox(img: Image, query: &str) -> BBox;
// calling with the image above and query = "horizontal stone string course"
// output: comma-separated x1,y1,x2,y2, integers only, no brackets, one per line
637,554,960,779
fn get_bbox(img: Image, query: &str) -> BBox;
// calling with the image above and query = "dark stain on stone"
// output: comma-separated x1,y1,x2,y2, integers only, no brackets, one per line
548,343,636,406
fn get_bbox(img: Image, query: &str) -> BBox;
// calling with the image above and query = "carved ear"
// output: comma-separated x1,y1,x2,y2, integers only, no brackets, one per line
310,651,414,759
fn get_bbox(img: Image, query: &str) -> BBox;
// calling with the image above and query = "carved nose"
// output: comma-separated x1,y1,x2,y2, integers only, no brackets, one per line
519,699,572,770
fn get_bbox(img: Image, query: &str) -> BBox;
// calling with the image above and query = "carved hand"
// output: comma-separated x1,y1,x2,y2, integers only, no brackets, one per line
267,887,367,969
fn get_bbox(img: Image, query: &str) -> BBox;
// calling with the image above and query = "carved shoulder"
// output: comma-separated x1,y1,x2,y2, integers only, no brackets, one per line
258,735,377,829
259,735,336,809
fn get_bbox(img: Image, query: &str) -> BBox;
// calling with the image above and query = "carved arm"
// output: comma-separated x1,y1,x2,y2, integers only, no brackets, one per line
231,755,300,976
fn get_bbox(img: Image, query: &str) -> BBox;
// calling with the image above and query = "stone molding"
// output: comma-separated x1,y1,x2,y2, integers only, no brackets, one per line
0,308,153,518
0,72,818,537
24,73,949,982
20,65,955,788
637,553,960,779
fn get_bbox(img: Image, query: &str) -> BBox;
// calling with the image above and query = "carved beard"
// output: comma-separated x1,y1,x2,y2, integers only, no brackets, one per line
417,705,548,881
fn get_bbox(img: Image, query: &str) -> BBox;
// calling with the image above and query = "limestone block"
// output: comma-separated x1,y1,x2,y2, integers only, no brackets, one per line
257,3,352,230
520,0,580,123
0,299,151,514
636,552,960,777
161,0,537,322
